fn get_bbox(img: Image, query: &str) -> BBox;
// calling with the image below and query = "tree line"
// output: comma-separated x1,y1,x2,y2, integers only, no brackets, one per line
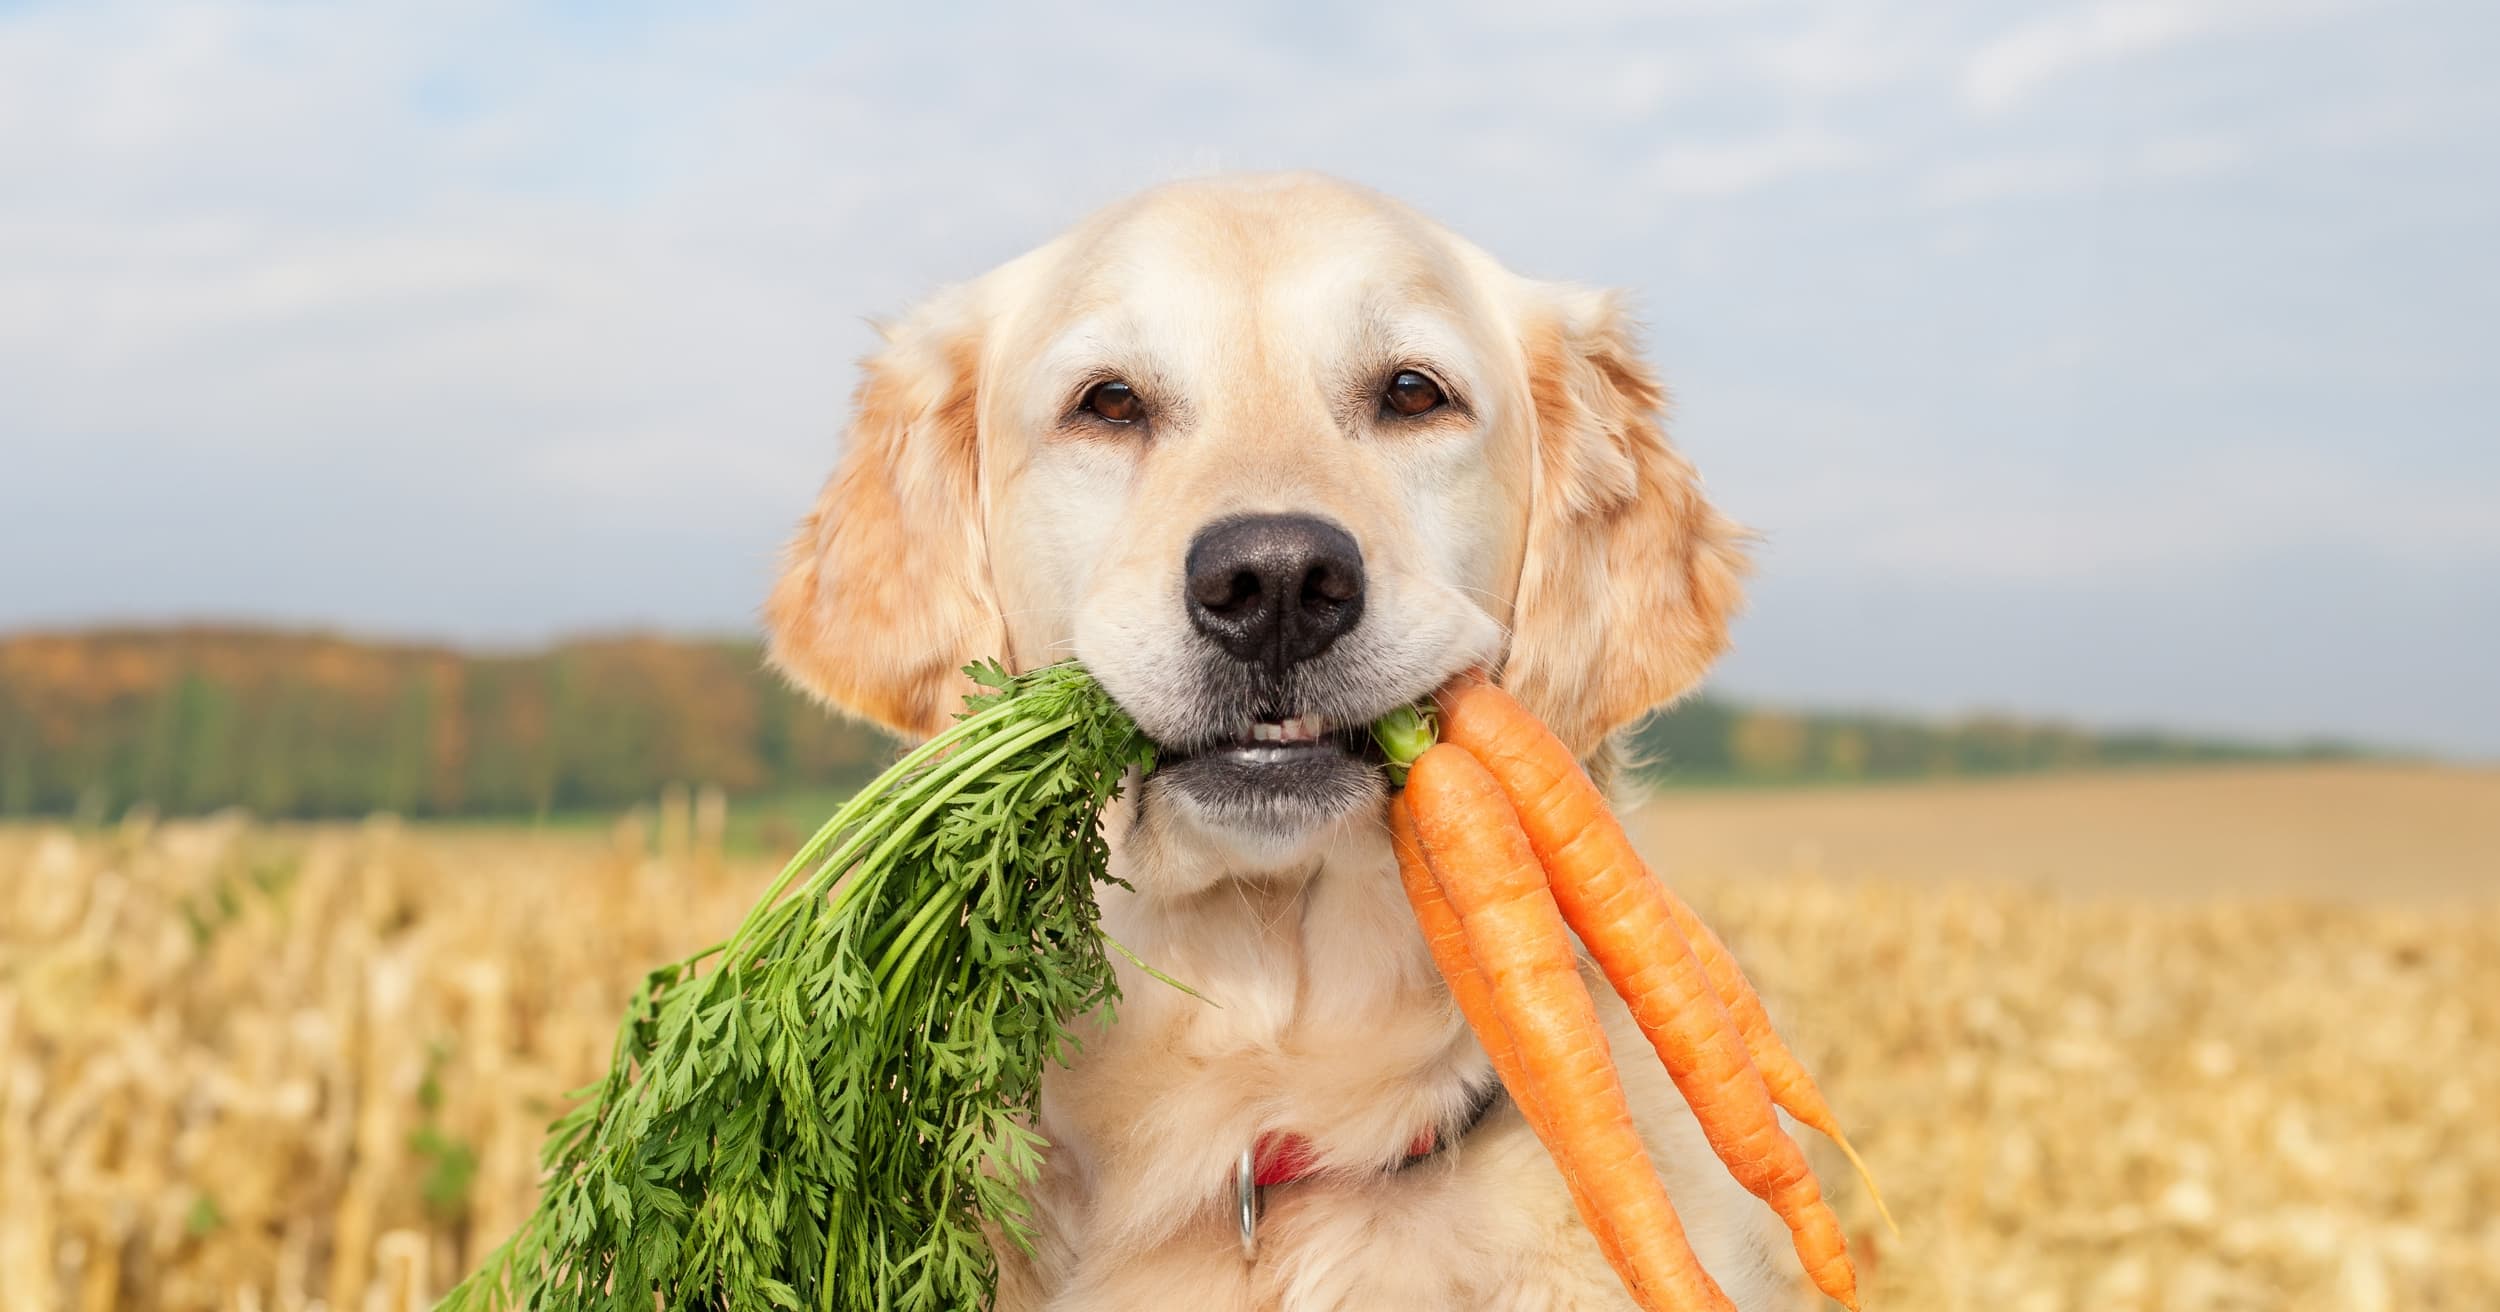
1629,696,2355,783
0,628,881,818
0,627,2358,820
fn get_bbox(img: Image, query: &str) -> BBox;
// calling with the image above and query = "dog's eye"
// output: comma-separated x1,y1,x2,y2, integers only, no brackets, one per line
1382,370,1446,418
1081,379,1144,424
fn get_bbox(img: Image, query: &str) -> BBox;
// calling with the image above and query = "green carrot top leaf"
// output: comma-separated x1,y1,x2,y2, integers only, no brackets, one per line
441,660,1152,1312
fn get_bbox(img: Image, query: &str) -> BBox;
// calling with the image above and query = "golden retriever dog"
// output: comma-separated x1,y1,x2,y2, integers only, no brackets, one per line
766,173,1798,1310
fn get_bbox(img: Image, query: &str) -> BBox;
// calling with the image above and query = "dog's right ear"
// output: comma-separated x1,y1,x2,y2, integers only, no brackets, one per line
765,292,1004,739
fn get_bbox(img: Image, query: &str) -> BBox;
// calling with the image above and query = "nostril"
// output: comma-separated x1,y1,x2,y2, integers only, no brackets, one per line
1303,561,1361,606
1188,567,1254,612
1224,570,1262,611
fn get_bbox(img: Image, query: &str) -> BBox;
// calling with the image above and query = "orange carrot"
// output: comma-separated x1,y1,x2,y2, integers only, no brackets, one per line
1659,887,1896,1235
1388,797,1633,1283
1440,675,1891,1223
1406,744,1735,1312
1438,679,1869,1304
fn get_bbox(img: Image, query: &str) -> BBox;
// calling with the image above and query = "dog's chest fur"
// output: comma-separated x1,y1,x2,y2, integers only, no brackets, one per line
1049,816,1480,1235
988,808,1805,1311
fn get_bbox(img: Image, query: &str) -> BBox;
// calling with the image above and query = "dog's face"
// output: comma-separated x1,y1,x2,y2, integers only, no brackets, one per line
770,175,1745,872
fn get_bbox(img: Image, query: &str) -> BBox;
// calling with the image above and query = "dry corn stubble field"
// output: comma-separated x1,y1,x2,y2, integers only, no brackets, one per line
3,766,2497,1311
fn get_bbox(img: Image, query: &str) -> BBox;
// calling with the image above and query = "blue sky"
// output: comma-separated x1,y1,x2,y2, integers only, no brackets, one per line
2,0,2494,753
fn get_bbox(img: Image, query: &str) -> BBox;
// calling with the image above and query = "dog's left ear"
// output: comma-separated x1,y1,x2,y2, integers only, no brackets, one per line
1504,287,1750,757
765,290,1005,739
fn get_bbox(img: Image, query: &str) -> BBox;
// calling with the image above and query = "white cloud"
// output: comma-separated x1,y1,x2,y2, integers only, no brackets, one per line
1965,2,2222,113
2135,132,2245,179
1914,131,2246,207
1755,9,1932,98
1651,129,1869,197
1960,0,2356,114
1916,153,2103,207
1735,443,2500,589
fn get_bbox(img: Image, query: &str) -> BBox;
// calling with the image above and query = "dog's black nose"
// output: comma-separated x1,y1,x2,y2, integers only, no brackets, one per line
1184,514,1366,675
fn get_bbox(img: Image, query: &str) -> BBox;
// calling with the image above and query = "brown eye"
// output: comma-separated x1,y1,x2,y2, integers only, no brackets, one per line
1383,370,1445,417
1082,379,1143,424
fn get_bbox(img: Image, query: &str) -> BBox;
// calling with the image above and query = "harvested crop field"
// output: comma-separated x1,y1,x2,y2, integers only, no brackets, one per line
4,766,2495,1310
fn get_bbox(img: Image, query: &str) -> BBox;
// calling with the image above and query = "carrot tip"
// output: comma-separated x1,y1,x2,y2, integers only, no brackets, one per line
1829,1131,1898,1241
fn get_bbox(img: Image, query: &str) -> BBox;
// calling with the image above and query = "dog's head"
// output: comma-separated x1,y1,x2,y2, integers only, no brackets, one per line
769,174,1745,870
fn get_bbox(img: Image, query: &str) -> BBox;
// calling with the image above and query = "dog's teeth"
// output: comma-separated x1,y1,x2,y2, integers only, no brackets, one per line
1241,715,1329,748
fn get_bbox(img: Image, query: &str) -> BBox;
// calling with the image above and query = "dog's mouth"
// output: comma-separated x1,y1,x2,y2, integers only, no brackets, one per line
1153,712,1384,770
1143,707,1390,835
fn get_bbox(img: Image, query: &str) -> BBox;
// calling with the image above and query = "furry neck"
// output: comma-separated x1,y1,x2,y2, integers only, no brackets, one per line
1034,793,1484,1251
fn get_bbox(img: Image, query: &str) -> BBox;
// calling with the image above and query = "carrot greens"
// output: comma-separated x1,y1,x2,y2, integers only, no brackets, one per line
442,660,1154,1312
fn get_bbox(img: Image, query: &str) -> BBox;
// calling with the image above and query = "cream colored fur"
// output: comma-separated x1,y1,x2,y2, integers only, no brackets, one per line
768,173,1799,1311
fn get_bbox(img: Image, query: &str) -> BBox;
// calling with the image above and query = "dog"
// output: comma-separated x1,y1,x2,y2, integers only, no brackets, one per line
765,173,1798,1310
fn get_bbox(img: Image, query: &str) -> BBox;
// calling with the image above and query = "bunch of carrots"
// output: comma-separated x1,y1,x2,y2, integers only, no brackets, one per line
1380,677,1891,1311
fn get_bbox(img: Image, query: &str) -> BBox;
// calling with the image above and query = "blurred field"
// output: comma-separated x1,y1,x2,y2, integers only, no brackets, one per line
4,767,2496,1309
1637,764,2500,905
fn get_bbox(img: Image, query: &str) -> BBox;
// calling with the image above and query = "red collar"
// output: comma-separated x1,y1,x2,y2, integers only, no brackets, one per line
1248,1079,1505,1189
1251,1126,1439,1189
1234,1082,1506,1259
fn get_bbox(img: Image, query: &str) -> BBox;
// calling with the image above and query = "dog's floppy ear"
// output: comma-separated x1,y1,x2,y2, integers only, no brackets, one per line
766,292,1004,739
1504,287,1750,757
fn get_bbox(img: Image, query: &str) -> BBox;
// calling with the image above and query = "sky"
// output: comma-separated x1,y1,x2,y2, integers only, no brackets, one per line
2,0,2494,755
